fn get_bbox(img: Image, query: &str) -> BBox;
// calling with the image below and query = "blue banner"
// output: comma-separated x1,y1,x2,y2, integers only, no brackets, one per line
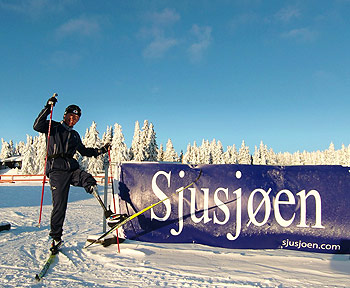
117,163,350,254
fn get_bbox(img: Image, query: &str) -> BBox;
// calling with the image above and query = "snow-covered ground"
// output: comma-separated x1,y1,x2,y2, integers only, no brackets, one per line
0,177,349,287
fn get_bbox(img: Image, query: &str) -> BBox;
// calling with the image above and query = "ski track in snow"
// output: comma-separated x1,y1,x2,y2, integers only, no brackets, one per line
0,184,349,288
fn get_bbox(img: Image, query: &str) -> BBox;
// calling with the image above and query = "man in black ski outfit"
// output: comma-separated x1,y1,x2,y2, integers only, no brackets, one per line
33,96,111,251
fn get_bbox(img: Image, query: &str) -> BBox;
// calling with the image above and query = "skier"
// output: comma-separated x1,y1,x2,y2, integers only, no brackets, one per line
33,96,111,252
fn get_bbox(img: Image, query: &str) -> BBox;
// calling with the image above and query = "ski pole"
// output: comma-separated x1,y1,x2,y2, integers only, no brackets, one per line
108,147,117,212
37,93,58,227
107,147,120,253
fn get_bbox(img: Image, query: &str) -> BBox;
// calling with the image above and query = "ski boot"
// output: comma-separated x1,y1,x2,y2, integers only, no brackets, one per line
50,238,63,255
107,213,129,227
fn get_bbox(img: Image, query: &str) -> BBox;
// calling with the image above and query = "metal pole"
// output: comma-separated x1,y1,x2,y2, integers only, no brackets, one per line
103,158,109,233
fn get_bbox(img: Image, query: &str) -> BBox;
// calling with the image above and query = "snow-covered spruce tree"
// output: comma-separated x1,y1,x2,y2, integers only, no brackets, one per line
102,125,113,145
191,141,200,164
101,125,113,164
81,121,103,175
129,121,142,161
200,139,211,164
139,120,150,161
211,139,225,164
339,144,350,166
324,142,337,165
21,135,36,174
252,141,269,165
15,141,26,156
179,150,184,163
163,139,178,162
79,128,90,170
129,120,158,162
184,141,200,164
252,145,259,165
238,140,251,164
9,140,14,157
34,133,47,174
183,143,192,164
313,150,323,165
146,122,158,161
223,144,238,164
268,147,277,165
157,143,164,162
0,138,13,160
291,151,302,165
110,123,129,164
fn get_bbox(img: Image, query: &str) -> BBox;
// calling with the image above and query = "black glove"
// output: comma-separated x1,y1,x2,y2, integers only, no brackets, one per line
99,143,111,154
46,96,57,108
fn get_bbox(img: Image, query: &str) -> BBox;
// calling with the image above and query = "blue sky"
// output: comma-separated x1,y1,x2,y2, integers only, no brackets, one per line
1,0,350,154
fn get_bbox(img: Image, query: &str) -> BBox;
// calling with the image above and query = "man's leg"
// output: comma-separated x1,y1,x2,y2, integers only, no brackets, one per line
70,169,113,218
49,170,71,241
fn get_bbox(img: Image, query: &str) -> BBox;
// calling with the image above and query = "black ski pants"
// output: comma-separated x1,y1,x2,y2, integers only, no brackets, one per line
48,168,96,240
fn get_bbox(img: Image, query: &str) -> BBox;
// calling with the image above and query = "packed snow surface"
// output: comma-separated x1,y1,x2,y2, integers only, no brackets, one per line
0,180,349,288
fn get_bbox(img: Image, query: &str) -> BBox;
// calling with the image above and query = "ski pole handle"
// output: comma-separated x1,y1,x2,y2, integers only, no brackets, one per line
47,93,58,106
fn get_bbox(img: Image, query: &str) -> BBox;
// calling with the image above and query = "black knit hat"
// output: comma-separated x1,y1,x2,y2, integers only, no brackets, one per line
64,105,81,117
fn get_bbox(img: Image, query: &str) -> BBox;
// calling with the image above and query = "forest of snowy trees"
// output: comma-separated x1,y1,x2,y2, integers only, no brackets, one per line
1,120,350,175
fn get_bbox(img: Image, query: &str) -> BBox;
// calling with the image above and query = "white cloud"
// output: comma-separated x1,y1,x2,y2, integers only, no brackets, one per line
140,8,180,59
55,15,101,39
143,37,178,59
147,8,180,27
275,6,301,22
188,24,212,62
281,27,317,42
229,12,258,31
140,9,212,62
0,0,74,17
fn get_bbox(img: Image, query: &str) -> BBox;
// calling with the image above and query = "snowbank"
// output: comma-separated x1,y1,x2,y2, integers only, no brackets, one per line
0,180,349,287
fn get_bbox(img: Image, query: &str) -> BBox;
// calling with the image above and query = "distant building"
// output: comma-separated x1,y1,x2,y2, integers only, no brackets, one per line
0,156,23,169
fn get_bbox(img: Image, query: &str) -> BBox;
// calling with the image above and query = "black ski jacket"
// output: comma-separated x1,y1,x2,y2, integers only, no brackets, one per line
33,106,103,175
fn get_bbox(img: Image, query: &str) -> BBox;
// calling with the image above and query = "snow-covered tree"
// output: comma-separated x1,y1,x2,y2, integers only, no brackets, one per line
130,121,142,161
200,140,211,164
223,144,238,164
183,143,192,164
81,121,103,174
129,120,158,162
146,122,158,161
179,150,184,163
211,139,224,164
339,144,349,166
21,135,36,174
137,120,149,161
324,142,337,165
15,141,26,156
157,143,164,162
253,141,269,165
238,140,251,164
163,139,178,162
9,140,14,157
191,141,200,164
183,141,200,164
110,123,129,164
102,125,113,145
291,151,302,165
34,133,47,174
0,138,13,160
